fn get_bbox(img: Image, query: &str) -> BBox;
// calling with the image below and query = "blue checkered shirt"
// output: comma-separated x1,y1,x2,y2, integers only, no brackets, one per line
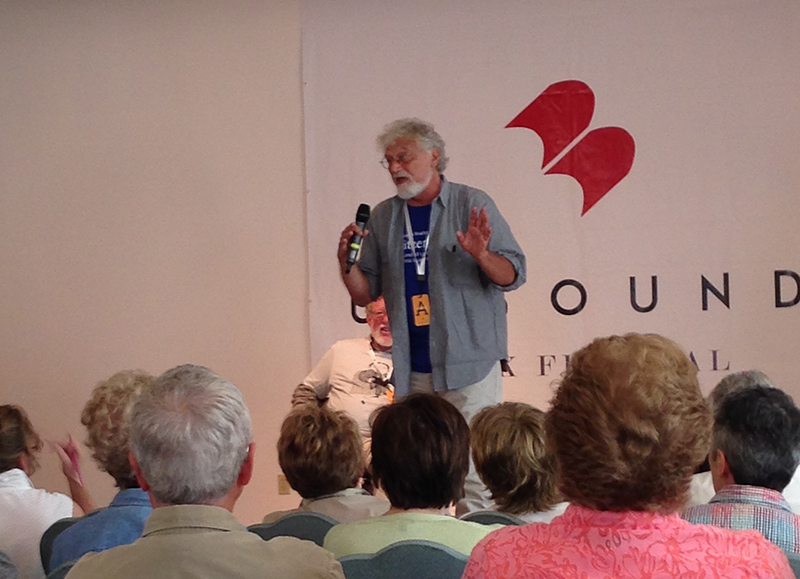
682,484,800,553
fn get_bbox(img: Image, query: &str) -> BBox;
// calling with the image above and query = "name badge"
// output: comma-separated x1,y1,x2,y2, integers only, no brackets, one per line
412,294,431,327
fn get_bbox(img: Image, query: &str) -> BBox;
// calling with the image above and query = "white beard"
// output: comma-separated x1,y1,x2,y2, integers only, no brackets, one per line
395,168,433,200
371,330,393,349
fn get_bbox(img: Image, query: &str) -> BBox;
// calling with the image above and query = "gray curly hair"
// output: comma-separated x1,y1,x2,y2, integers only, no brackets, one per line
377,118,449,173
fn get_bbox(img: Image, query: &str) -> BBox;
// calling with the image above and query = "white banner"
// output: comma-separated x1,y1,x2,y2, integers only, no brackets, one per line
302,0,800,408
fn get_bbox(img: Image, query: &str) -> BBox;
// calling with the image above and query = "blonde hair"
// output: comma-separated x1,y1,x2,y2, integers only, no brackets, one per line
471,402,561,515
82,370,154,488
547,333,711,513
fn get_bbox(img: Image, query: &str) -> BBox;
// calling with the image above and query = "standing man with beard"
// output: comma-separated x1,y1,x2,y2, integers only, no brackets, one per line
337,118,526,513
292,297,393,458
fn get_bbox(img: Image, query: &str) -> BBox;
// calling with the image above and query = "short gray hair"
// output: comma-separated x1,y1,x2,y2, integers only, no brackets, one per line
708,370,774,413
130,364,253,505
377,118,449,173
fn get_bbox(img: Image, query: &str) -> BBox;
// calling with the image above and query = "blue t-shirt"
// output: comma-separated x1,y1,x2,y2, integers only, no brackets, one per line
404,204,432,373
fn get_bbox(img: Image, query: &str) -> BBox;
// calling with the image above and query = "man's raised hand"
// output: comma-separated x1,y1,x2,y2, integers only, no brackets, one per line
456,206,492,261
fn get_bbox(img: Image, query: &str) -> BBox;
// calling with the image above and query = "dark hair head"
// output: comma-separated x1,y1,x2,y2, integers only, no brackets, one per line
547,333,711,513
371,394,469,509
0,405,43,475
278,404,364,499
713,385,800,491
471,402,561,515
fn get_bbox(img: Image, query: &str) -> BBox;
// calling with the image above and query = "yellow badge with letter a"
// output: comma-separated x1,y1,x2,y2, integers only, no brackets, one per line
412,294,431,327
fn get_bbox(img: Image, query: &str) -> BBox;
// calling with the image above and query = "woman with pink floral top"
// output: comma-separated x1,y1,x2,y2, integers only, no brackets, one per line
463,333,793,579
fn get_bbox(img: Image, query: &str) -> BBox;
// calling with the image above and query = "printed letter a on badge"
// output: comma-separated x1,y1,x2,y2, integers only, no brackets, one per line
412,294,431,327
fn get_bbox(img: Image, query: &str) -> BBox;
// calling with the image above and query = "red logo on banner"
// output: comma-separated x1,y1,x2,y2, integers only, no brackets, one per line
507,80,635,215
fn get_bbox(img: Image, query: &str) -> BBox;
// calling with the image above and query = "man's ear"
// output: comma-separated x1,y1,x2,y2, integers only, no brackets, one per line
129,451,150,492
710,448,735,490
717,450,734,481
237,443,256,488
429,148,440,170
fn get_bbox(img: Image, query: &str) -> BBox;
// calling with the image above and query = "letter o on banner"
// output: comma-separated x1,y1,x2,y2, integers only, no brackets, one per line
551,279,587,316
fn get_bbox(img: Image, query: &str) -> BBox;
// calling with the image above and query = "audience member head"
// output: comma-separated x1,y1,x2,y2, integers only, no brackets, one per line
710,385,800,492
371,393,469,509
708,369,774,413
547,333,710,513
82,370,154,489
471,402,561,515
278,404,364,499
0,405,43,476
129,364,254,507
366,297,392,350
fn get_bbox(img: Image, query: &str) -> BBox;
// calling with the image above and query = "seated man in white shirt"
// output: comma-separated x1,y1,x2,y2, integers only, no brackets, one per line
292,297,393,459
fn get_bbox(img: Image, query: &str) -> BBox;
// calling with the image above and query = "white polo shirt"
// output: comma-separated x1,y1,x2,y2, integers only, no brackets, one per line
0,468,72,579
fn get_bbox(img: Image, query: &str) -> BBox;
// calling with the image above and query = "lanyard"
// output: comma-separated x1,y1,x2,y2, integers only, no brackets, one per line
404,204,430,283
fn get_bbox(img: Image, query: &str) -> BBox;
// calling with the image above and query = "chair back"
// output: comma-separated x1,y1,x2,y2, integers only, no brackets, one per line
784,551,800,578
40,518,81,574
248,511,339,547
459,510,525,526
338,539,469,579
46,561,75,579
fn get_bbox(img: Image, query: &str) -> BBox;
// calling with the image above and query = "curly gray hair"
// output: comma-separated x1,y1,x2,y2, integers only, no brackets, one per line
377,118,449,173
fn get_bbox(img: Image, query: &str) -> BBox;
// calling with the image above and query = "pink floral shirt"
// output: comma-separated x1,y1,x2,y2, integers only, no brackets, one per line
462,504,793,579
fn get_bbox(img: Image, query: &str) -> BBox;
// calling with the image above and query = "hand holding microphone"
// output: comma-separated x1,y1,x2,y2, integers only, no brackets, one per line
340,204,371,274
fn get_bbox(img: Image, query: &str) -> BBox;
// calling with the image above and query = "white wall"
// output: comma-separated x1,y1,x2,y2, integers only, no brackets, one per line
0,0,306,523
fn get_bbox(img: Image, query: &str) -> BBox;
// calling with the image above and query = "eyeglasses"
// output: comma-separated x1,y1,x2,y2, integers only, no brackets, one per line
367,308,388,320
380,151,417,169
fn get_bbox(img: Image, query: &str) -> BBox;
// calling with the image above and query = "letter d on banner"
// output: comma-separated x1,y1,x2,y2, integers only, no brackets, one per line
775,270,800,308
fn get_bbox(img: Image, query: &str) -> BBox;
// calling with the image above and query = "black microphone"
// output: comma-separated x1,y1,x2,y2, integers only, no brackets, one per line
345,203,371,273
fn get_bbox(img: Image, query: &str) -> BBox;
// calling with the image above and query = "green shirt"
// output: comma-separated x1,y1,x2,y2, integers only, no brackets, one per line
323,511,501,558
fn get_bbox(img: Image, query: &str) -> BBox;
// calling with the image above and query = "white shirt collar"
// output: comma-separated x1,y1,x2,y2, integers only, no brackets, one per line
0,468,34,490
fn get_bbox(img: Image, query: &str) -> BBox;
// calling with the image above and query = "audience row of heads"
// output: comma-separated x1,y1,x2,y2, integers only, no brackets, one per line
280,333,800,516
280,396,561,515
280,394,469,510
3,332,800,517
